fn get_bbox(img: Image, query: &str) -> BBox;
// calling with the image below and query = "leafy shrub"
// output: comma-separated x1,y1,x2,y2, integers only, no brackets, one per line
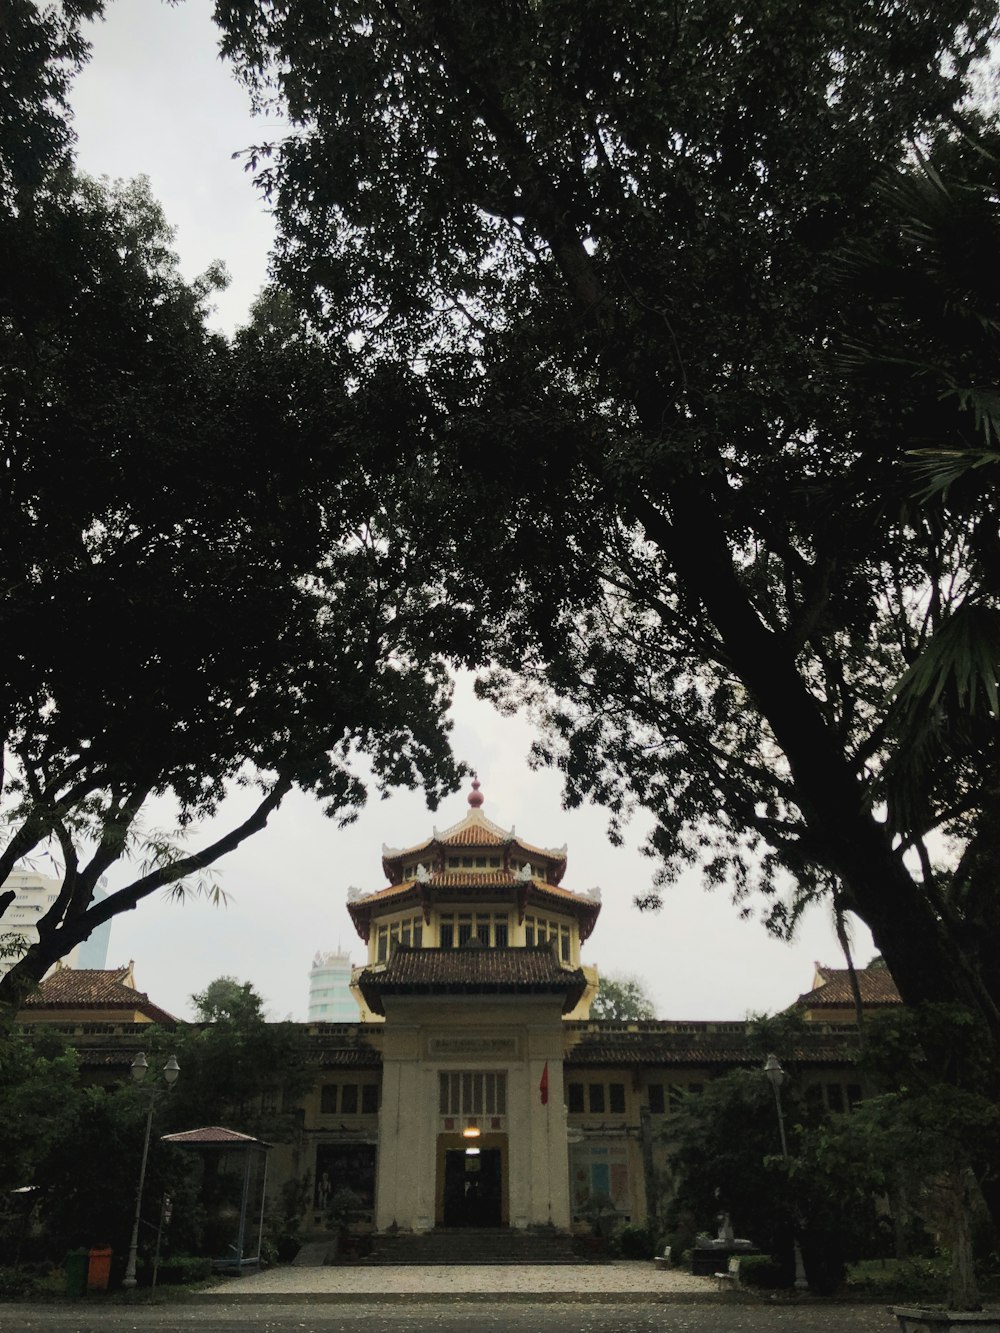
846,1256,950,1302
0,1266,46,1299
739,1254,791,1289
139,1254,213,1286
616,1224,657,1259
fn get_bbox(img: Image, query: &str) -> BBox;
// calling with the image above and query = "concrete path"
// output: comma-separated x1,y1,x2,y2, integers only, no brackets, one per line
199,1261,716,1300
0,1300,902,1330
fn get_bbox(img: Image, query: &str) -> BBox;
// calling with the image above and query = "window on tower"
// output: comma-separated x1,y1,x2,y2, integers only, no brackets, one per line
376,914,424,961
437,913,509,948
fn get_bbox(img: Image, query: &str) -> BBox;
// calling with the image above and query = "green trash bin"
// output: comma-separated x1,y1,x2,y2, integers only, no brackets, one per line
65,1248,89,1296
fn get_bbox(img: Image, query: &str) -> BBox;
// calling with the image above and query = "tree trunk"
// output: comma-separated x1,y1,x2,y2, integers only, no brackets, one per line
944,1171,981,1313
0,940,68,1033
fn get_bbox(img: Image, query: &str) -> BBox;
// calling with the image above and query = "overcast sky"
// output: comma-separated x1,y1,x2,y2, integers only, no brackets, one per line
62,0,874,1023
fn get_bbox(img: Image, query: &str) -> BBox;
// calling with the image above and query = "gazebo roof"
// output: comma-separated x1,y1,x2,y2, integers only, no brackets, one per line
161,1126,272,1149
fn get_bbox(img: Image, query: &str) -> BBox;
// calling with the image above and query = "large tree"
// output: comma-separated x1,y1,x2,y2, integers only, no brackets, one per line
590,973,656,1022
214,0,1000,1068
0,6,470,1020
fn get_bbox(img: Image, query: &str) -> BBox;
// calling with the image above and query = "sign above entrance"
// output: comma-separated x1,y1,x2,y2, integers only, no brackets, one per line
428,1036,518,1059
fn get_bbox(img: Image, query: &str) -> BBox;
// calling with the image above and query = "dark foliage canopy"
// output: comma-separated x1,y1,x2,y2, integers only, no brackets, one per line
0,7,472,1018
214,0,1000,1072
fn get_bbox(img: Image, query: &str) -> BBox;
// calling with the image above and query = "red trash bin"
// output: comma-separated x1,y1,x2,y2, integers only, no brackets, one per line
87,1246,112,1292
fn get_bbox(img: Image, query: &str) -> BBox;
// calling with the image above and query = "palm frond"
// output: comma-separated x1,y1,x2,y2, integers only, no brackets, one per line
905,447,1000,502
894,602,1000,720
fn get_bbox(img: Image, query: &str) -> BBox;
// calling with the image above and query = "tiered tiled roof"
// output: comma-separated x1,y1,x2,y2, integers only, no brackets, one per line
356,944,587,1015
799,964,901,1011
19,965,177,1026
380,782,569,885
350,781,599,942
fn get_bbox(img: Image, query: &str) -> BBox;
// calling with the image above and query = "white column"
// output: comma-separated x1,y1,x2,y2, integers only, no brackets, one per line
374,1057,402,1230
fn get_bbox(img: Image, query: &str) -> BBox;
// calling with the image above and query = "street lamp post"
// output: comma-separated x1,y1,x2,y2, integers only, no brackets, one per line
763,1053,809,1293
122,1052,179,1290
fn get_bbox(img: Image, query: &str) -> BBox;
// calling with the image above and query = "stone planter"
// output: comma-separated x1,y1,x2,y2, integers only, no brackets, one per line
891,1307,1000,1332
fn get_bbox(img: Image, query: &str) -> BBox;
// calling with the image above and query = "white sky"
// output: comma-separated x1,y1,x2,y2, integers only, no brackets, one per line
63,0,873,1022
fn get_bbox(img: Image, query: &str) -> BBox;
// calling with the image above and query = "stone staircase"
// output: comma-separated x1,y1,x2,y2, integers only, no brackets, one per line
360,1226,581,1265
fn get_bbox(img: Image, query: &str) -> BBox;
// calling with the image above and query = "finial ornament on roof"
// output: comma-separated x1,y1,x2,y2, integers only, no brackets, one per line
346,886,362,902
586,886,602,903
468,777,484,808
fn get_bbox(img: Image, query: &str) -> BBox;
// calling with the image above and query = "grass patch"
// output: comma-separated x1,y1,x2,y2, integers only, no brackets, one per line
842,1256,990,1303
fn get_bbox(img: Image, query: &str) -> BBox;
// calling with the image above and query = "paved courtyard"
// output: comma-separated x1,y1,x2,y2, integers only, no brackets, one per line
199,1259,715,1298
0,1262,926,1331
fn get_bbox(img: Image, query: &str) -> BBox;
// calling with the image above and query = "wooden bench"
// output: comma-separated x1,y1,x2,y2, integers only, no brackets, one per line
715,1255,741,1290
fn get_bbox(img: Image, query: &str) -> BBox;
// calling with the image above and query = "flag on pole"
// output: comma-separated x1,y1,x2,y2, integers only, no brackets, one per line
539,1061,549,1105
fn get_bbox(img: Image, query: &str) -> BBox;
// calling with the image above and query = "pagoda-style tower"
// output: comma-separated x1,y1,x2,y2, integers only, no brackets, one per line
347,780,600,1234
348,779,600,1019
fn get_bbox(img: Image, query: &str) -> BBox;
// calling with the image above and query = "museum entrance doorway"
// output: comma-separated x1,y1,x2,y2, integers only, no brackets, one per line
442,1148,502,1227
436,1134,508,1227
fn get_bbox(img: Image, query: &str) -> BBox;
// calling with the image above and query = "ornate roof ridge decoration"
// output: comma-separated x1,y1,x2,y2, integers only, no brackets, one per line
434,804,513,845
380,780,569,879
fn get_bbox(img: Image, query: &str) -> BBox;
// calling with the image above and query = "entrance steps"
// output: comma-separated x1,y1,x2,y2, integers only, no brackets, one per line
362,1226,580,1265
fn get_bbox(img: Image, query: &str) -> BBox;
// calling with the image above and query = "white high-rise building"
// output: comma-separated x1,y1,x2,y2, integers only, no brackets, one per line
308,948,359,1022
0,868,112,977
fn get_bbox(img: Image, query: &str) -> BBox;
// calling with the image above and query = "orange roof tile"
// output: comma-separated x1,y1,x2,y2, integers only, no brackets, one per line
382,801,567,871
439,824,507,847
357,880,421,903
351,873,598,910
25,965,133,1003
20,966,177,1025
799,966,901,1009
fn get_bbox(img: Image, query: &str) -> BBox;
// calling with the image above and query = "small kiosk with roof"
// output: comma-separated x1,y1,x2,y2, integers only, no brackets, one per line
160,1127,271,1272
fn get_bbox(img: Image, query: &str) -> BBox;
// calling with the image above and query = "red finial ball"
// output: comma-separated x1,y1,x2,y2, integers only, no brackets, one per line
468,778,484,808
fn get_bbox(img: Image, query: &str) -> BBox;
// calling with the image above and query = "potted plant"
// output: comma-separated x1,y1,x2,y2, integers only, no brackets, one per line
575,1190,618,1257
326,1187,364,1259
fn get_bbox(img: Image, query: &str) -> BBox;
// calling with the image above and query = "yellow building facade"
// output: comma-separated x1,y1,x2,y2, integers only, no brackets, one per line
21,781,896,1245
294,781,889,1238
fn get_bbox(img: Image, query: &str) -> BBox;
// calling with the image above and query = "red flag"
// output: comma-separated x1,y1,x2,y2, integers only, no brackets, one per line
539,1061,549,1105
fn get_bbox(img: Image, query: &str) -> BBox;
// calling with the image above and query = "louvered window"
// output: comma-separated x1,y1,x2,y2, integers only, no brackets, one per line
438,1071,507,1116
